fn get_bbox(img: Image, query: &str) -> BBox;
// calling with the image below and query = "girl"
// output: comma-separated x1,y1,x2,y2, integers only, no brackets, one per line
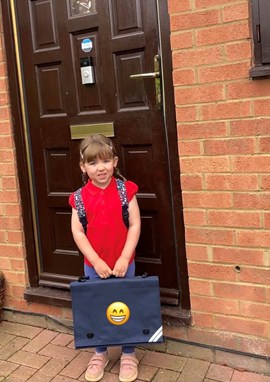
69,134,141,382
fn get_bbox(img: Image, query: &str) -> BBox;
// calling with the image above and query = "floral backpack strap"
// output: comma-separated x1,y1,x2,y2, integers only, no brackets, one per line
116,179,129,229
74,188,88,233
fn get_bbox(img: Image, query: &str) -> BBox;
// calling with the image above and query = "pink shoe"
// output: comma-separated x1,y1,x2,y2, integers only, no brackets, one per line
119,353,139,382
85,352,109,382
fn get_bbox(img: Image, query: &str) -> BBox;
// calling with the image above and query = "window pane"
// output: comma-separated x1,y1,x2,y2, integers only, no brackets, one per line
70,0,96,16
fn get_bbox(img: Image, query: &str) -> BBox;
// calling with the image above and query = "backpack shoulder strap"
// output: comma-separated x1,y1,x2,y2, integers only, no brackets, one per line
116,179,129,229
74,188,88,233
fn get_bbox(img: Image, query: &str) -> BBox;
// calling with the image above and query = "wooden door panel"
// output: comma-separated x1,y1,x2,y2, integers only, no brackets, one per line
30,0,59,51
36,64,67,116
16,0,183,304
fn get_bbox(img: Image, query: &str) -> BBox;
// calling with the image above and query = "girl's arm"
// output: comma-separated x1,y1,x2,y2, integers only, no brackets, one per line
112,195,141,277
71,208,112,278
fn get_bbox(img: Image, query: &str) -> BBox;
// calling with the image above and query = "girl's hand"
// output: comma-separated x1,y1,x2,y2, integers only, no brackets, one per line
112,257,129,277
93,258,112,279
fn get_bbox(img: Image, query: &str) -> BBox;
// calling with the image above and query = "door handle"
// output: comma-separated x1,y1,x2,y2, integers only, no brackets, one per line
130,72,160,79
130,55,162,110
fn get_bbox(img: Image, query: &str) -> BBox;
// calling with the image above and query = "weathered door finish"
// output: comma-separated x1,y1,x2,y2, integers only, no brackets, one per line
14,0,185,305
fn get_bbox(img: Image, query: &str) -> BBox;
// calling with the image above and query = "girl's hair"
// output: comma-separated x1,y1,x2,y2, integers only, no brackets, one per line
79,134,125,184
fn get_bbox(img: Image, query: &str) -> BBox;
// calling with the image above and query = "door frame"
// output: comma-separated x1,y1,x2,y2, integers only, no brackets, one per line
1,0,191,318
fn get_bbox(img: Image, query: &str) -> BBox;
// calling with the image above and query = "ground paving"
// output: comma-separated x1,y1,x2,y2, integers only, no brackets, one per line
0,320,270,382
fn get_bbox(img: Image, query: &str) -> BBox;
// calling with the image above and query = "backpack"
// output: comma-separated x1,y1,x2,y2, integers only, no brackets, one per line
74,179,129,233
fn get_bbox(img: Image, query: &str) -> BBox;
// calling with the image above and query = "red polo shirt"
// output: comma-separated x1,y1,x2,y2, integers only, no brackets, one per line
69,177,138,269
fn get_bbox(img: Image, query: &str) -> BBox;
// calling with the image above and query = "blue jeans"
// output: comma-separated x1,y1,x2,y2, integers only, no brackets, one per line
84,261,135,354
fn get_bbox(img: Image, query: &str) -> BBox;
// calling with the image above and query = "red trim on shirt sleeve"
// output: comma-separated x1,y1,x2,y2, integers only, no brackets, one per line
69,193,75,209
125,181,138,202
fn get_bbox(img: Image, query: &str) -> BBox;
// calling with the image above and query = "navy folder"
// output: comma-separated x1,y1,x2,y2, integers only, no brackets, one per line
70,275,163,348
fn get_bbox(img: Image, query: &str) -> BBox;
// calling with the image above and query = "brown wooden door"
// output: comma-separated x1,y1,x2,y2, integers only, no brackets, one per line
15,0,184,305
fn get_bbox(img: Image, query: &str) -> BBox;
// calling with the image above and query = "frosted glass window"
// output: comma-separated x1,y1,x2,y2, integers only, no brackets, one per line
70,1,96,16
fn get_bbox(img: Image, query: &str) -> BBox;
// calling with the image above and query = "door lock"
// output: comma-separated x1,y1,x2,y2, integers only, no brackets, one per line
130,55,162,110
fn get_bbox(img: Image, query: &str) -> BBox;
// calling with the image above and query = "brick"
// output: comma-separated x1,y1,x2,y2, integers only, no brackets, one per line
236,230,270,251
200,101,251,120
177,358,210,382
166,339,214,362
203,137,256,155
60,352,89,379
225,41,252,61
152,369,180,382
191,312,215,328
0,336,29,360
183,209,206,226
222,3,249,22
171,32,193,50
259,137,270,153
241,301,270,321
191,295,239,315
8,350,50,369
212,247,265,266
227,81,270,100
51,333,74,347
168,0,190,13
197,22,250,46
233,155,270,173
205,174,258,191
173,69,196,86
263,212,270,229
233,193,270,210
180,157,230,173
199,63,250,83
10,259,26,271
215,316,268,337
22,329,58,353
195,0,241,8
140,350,186,372
180,175,203,191
186,227,234,246
178,140,201,155
0,360,19,377
254,99,270,116
175,83,224,105
183,192,232,208
50,375,78,382
188,262,237,281
261,176,270,191
206,363,234,382
230,118,270,137
176,106,197,122
186,244,209,261
170,9,220,31
213,282,269,303
3,365,36,382
189,279,212,295
0,322,43,339
227,365,270,381
178,121,227,140
38,344,78,362
173,46,223,68
0,332,14,347
0,190,18,202
208,210,261,228
4,204,21,216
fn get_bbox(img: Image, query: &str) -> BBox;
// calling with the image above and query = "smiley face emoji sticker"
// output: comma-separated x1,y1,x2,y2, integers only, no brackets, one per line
106,302,130,325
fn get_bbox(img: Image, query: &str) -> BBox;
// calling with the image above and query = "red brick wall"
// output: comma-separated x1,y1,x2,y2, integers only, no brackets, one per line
169,0,270,345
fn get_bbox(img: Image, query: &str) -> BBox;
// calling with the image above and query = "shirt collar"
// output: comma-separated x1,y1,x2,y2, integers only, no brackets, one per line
84,177,116,196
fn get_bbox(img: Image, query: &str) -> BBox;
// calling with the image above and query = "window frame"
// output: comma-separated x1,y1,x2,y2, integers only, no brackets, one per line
250,0,270,78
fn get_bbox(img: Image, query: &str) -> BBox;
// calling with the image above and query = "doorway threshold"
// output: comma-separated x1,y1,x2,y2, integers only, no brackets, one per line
24,286,191,326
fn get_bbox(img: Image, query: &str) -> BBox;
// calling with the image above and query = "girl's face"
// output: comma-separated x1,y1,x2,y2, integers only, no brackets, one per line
80,156,118,189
